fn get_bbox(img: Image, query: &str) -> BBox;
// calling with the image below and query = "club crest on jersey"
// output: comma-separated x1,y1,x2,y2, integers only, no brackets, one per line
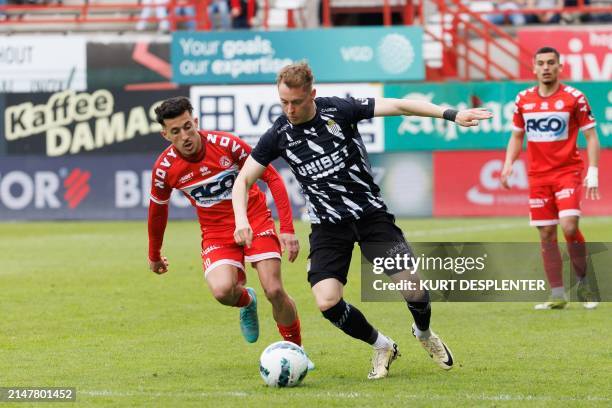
554,100,564,110
325,119,343,138
219,156,232,168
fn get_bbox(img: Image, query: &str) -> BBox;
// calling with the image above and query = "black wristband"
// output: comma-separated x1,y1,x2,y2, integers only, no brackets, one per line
443,109,458,122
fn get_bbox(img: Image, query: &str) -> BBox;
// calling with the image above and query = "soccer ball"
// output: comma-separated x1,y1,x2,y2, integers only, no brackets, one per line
259,341,309,387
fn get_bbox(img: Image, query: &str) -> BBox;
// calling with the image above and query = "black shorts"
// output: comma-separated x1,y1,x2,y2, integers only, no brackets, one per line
307,209,413,287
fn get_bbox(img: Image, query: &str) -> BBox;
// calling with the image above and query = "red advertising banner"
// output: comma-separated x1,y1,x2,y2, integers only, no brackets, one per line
433,150,612,217
518,28,612,81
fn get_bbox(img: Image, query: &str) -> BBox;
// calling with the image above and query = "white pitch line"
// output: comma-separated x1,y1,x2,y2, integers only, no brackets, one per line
405,222,525,238
79,390,609,402
403,217,612,238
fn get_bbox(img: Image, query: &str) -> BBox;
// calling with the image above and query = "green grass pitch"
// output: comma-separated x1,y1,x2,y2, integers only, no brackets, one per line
2,217,611,407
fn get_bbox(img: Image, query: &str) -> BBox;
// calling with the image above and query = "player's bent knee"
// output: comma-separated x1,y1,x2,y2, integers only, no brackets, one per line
538,226,557,242
316,296,342,312
263,286,286,303
560,223,578,238
209,284,237,305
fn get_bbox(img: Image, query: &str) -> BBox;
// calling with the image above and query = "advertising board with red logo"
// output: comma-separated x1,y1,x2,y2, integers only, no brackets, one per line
433,150,612,217
0,152,433,220
518,28,611,81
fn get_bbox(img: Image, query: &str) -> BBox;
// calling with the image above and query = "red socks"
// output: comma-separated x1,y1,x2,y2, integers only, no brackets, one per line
235,288,251,308
277,318,302,346
541,240,563,289
541,229,588,289
564,229,587,280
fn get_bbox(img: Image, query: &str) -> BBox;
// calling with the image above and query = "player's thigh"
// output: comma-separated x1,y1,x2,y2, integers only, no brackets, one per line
529,184,559,227
245,234,282,266
247,234,285,294
357,210,414,273
554,174,582,220
205,263,243,298
307,223,355,287
202,242,246,287
311,277,345,311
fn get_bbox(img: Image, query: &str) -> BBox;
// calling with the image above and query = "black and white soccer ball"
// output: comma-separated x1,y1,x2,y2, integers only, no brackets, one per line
259,341,308,387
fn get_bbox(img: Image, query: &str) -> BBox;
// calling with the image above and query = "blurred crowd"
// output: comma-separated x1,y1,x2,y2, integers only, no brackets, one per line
475,0,612,26
136,0,254,32
1,0,610,30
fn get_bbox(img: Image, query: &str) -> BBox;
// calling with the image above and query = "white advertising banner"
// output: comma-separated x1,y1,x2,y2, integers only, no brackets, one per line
0,36,87,93
190,83,385,152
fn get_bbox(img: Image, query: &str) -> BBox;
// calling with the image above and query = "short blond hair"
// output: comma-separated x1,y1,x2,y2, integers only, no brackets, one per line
276,61,314,90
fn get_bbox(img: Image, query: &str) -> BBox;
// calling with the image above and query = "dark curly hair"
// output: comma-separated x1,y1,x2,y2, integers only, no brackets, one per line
154,96,193,126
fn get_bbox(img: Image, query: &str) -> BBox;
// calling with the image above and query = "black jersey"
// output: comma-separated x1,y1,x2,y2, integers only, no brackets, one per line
251,96,386,224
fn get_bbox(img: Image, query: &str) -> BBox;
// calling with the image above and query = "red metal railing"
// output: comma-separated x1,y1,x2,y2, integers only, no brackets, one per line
0,0,261,30
320,0,422,27
0,0,423,30
425,0,527,80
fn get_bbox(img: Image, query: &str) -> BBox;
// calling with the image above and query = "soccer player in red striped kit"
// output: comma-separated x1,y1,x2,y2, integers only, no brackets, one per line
147,97,314,366
501,47,601,310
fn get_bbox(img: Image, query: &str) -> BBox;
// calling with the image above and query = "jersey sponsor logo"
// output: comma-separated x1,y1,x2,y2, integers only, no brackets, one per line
200,166,210,176
179,172,194,184
529,198,549,208
540,102,549,110
524,111,569,142
256,228,275,237
295,146,349,179
555,188,575,200
523,103,536,111
182,167,238,207
202,244,222,255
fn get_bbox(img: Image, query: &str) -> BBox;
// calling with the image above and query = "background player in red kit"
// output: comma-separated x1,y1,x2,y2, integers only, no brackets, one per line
501,47,601,310
147,97,312,360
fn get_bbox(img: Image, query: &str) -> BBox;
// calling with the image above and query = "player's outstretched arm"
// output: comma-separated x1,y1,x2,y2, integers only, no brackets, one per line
583,127,600,200
373,97,493,126
232,156,268,247
261,165,300,262
148,200,170,274
501,130,525,190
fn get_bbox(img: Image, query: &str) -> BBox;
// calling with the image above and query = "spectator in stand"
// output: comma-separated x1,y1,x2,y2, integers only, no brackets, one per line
527,0,563,23
173,0,196,30
484,0,527,26
208,0,239,30
136,0,171,32
561,0,592,24
231,0,251,29
590,0,612,22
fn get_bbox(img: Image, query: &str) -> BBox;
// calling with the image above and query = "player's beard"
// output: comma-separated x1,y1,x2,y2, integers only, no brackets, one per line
540,72,557,85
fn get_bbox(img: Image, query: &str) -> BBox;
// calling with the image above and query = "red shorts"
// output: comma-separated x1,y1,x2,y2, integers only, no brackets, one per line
529,174,582,226
201,226,281,280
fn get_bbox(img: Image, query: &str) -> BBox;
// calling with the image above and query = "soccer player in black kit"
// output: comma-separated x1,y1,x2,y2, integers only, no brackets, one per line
232,62,493,379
